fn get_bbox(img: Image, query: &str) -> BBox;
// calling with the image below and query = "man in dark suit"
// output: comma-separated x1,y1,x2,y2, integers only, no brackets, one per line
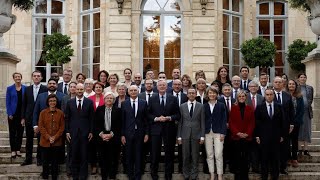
65,83,94,180
133,73,145,93
218,83,236,173
148,80,180,180
138,79,157,104
21,70,47,166
240,66,251,92
257,72,269,97
231,75,241,99
121,85,149,180
246,81,264,173
177,88,205,180
95,92,122,180
57,69,73,95
33,78,65,165
273,76,294,175
167,68,181,88
169,79,187,173
255,88,286,180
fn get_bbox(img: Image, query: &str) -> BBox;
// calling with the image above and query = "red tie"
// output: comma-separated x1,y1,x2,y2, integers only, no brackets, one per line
252,96,255,110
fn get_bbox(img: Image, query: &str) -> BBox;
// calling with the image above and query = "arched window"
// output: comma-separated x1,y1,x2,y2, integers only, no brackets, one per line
223,0,243,76
32,0,65,82
141,0,182,79
80,0,100,79
257,1,287,78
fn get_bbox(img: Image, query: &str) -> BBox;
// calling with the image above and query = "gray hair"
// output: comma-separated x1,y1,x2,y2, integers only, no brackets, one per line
104,92,116,104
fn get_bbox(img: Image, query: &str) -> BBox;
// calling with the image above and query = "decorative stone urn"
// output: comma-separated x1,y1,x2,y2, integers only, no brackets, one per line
0,0,16,53
307,0,320,55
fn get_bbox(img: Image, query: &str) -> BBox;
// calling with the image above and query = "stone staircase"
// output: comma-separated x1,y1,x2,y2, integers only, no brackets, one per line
0,131,320,180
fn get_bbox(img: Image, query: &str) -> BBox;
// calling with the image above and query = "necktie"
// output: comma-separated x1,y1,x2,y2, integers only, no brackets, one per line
160,96,165,114
147,93,151,104
64,83,68,95
77,100,82,111
132,100,136,117
176,93,180,105
269,104,272,118
234,89,238,99
244,81,247,90
261,87,265,97
252,96,256,110
105,108,111,130
190,102,194,117
277,93,281,104
34,85,39,102
226,98,230,112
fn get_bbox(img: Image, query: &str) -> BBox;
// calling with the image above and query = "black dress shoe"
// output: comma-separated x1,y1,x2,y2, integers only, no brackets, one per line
37,161,42,166
304,150,311,156
21,161,32,166
280,169,288,175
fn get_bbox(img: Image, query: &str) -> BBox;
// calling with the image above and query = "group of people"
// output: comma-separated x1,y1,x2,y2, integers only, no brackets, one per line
5,66,314,180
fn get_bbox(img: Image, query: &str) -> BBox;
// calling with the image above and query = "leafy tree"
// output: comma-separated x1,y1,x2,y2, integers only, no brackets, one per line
12,0,34,11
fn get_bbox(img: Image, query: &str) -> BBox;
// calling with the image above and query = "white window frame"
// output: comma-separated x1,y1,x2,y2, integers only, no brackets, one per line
140,0,184,77
256,1,288,80
80,0,100,79
223,0,243,76
32,0,65,82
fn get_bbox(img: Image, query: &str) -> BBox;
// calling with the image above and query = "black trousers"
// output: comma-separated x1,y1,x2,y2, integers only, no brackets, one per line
126,133,144,180
88,137,97,166
36,133,42,163
42,146,60,179
233,140,250,180
250,139,261,171
280,136,289,170
99,139,120,180
8,115,23,152
151,133,175,180
24,119,34,162
289,125,300,160
261,141,280,180
223,131,234,172
71,131,89,180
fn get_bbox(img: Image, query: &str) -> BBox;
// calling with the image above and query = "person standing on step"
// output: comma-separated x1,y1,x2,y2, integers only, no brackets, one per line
239,66,251,92
57,69,73,95
21,70,47,166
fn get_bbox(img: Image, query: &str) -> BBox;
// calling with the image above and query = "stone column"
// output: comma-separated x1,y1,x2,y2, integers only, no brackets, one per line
302,53,320,130
0,53,20,131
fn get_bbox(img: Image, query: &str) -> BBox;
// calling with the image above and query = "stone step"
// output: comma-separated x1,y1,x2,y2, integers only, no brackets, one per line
0,137,37,146
1,172,320,180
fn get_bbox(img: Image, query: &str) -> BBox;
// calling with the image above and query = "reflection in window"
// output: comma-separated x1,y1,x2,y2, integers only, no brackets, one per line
142,0,181,79
257,1,287,76
33,0,65,82
81,0,100,79
223,0,242,76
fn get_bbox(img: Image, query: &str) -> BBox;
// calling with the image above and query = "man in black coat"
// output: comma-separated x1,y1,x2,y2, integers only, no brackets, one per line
65,83,94,180
21,70,47,166
148,80,180,180
255,88,286,180
57,69,72,95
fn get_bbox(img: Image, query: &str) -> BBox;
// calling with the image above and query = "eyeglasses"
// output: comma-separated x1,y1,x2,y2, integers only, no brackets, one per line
49,100,57,102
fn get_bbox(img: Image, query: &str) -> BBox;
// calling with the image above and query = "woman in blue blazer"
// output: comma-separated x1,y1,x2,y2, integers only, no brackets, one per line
6,72,26,158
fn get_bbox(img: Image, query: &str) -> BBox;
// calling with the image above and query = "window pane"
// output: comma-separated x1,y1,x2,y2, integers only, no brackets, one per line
82,32,89,48
143,16,160,37
83,0,90,11
223,48,229,64
82,65,90,78
164,37,180,58
93,64,100,80
259,20,270,35
93,0,100,8
93,13,100,29
36,0,47,14
156,0,167,8
51,19,62,33
35,34,45,50
232,33,240,49
51,66,63,76
93,30,100,46
274,20,285,35
143,37,160,58
275,67,284,76
52,1,63,14
274,2,285,15
143,59,160,78
274,36,284,50
275,52,284,66
262,36,270,40
36,58,46,66
223,14,229,31
82,15,90,31
82,48,90,65
93,47,100,63
232,66,240,76
233,49,240,65
165,59,181,79
164,16,181,37
259,3,269,15
232,0,240,12
223,31,229,47
144,0,161,11
36,66,47,82
223,0,229,10
232,16,240,33
35,18,47,34
164,0,180,11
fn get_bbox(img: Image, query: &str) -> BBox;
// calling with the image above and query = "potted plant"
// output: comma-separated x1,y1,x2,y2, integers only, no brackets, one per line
287,39,317,72
0,0,34,53
240,37,277,70
42,33,74,65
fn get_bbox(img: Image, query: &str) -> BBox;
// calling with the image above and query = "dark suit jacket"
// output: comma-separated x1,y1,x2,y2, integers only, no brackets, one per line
218,96,236,122
255,102,286,144
6,84,26,116
121,99,149,138
95,105,122,143
240,79,251,91
21,84,47,121
229,104,255,141
33,91,65,126
195,96,208,104
114,96,129,108
65,97,94,137
169,90,188,106
138,92,158,104
278,91,294,136
204,101,227,135
167,81,173,88
246,93,264,110
147,94,180,135
257,86,268,96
